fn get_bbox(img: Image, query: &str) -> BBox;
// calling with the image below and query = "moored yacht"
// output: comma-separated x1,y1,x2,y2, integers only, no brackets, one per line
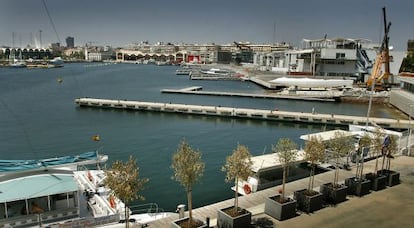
0,151,173,227
232,150,308,196
190,67,240,80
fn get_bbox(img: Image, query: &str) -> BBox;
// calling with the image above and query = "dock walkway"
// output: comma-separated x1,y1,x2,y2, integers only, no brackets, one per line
161,88,338,102
75,98,413,129
148,156,414,227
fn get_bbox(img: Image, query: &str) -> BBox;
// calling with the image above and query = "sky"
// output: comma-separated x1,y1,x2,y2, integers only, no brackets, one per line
0,0,412,50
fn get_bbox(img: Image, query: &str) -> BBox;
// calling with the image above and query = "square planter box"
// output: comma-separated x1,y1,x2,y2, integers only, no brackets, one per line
264,195,297,221
293,189,323,213
319,182,348,204
171,217,208,228
377,169,400,187
345,177,371,197
365,172,387,191
217,206,251,228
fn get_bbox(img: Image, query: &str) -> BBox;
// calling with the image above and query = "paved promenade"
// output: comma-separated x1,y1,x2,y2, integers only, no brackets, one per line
148,156,414,227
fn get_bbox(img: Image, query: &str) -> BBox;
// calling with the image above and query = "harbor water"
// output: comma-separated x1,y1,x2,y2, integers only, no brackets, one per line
0,63,405,212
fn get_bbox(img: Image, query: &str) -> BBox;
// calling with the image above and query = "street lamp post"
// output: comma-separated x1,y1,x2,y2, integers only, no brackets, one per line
408,104,414,156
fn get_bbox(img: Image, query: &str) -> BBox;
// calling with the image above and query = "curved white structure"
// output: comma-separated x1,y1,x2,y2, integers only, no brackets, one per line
270,77,353,89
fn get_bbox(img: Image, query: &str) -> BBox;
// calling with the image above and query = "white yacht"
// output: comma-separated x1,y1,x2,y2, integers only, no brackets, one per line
0,151,173,227
232,150,306,196
190,68,239,80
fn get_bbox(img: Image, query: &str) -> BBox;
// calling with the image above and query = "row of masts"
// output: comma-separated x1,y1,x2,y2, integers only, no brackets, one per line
10,30,43,49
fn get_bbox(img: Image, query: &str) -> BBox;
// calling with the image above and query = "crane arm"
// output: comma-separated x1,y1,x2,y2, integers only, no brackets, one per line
366,52,385,88
366,7,391,90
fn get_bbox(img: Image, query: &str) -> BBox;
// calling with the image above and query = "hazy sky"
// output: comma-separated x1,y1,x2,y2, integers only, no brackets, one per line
1,0,412,50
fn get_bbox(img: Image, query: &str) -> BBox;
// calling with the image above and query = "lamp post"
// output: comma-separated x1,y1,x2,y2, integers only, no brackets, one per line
408,104,414,156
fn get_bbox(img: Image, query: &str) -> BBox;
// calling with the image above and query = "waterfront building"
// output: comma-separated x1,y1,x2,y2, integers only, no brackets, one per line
1,47,52,60
87,52,112,61
389,76,414,119
115,42,290,64
66,36,74,48
390,41,414,117
253,37,404,83
254,38,371,79
63,47,84,59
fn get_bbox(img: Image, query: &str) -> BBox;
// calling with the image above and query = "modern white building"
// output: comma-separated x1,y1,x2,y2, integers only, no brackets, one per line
254,38,382,81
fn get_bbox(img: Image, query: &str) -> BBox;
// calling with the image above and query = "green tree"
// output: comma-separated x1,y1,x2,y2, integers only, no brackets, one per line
273,138,297,201
356,133,372,179
304,136,325,191
104,156,149,228
382,135,399,171
372,129,385,174
328,131,354,186
222,144,253,214
171,139,205,227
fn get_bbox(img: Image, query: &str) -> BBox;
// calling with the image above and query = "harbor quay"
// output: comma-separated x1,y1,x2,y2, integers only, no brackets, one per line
161,87,339,102
74,98,413,130
148,156,414,227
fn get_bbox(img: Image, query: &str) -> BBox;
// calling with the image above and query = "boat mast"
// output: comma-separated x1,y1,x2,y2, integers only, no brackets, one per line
382,7,391,82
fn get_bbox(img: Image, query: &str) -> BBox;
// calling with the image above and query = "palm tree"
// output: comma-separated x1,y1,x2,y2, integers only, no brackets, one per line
273,138,297,201
171,139,205,227
104,156,149,228
328,131,354,186
304,135,325,192
222,144,253,214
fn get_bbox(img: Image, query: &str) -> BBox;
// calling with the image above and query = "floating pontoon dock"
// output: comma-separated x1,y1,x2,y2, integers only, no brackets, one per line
74,98,412,129
161,88,338,102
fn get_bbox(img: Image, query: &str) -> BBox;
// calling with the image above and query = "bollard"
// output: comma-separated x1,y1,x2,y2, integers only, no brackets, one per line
176,204,186,219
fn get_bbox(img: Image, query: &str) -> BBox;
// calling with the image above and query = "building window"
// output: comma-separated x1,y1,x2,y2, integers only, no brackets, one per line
336,53,345,59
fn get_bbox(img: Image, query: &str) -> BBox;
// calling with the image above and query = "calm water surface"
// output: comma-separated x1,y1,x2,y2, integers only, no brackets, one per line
0,63,402,211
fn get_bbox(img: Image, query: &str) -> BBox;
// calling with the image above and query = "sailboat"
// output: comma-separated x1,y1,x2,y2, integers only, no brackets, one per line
9,49,26,68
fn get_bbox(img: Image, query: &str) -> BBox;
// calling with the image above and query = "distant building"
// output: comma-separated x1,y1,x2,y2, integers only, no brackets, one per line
408,40,414,53
66,37,74,48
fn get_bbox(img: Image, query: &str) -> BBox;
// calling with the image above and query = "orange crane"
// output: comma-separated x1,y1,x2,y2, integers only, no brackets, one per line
366,7,392,91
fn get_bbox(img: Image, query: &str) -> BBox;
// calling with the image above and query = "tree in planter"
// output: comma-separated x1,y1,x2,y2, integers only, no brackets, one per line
328,131,354,186
362,129,389,191
379,135,401,187
381,135,399,171
293,135,326,213
171,139,205,227
104,156,149,228
356,133,372,180
372,129,385,174
222,144,253,215
273,138,298,201
304,135,325,192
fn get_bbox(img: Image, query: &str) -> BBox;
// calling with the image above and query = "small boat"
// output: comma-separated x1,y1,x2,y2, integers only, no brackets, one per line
0,151,173,227
200,68,230,76
190,68,240,80
175,68,193,75
49,57,64,66
9,60,26,68
232,150,308,195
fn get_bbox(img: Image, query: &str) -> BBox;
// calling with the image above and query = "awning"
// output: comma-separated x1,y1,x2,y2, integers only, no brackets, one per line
0,173,78,203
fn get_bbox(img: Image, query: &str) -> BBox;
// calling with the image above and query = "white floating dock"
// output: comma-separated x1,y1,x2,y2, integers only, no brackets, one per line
74,98,412,129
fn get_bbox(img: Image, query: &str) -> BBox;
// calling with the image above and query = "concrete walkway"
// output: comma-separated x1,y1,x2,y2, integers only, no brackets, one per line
256,156,414,228
149,156,414,227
